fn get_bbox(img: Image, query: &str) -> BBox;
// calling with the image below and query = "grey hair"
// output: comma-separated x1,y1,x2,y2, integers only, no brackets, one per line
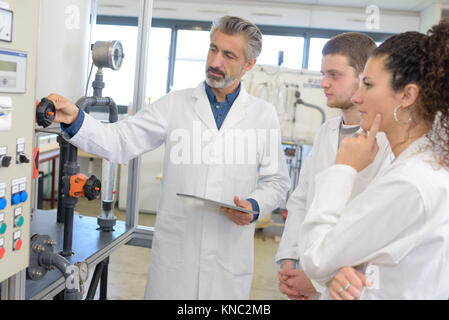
210,16,262,61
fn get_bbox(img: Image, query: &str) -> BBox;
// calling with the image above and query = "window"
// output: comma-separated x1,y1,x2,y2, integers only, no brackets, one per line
307,37,330,71
92,24,172,107
172,30,210,91
90,24,138,106
257,34,304,69
94,17,393,98
146,27,172,102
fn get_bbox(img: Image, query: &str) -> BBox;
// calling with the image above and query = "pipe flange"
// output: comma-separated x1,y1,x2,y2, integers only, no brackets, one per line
27,234,56,281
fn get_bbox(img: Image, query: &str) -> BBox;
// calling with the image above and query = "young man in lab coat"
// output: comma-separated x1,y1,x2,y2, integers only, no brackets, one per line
47,16,290,299
276,33,392,299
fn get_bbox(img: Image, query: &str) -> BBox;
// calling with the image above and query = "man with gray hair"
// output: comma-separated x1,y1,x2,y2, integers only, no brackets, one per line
45,15,290,299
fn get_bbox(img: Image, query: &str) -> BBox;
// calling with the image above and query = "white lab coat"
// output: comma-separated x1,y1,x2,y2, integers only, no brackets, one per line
275,116,393,293
299,136,449,299
68,82,291,299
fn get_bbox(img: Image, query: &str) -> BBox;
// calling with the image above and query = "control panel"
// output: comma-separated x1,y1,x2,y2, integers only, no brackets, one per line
0,0,40,282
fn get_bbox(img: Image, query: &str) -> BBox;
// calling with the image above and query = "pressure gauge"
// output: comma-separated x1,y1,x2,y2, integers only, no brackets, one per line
0,8,13,42
75,261,89,282
92,40,124,70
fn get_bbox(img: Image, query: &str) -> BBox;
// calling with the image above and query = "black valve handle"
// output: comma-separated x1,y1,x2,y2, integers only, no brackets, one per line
36,97,56,128
83,175,102,201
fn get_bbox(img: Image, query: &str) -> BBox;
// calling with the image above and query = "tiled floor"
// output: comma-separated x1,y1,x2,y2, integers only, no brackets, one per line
59,198,288,300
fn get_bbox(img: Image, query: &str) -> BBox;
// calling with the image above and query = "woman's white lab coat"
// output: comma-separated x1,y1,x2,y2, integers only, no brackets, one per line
68,82,290,299
299,137,449,299
275,117,393,292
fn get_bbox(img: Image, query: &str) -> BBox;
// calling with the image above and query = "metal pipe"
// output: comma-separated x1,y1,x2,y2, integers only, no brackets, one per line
61,144,80,257
300,101,326,124
39,252,82,300
61,207,74,257
39,252,69,277
67,144,78,163
76,70,119,231
92,68,104,98
75,96,118,123
56,136,69,223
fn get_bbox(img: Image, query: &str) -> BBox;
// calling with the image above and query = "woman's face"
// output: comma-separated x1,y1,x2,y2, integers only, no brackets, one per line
351,56,402,133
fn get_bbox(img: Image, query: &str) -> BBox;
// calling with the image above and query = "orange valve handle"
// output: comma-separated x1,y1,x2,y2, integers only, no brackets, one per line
69,174,89,198
69,174,101,199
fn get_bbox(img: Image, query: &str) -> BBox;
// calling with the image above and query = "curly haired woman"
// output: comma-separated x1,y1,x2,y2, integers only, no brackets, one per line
298,19,449,300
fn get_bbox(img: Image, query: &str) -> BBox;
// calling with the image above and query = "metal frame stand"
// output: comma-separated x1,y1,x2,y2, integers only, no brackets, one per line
86,257,109,300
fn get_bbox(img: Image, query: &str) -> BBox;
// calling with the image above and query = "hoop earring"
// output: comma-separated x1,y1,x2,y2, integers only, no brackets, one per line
393,105,412,124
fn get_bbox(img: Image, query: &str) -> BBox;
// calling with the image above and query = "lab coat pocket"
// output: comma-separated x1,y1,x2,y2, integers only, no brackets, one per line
225,164,258,196
217,223,255,276
153,211,186,267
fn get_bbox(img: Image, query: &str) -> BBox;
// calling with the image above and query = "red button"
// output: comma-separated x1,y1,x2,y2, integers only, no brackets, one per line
15,239,22,251
0,247,5,258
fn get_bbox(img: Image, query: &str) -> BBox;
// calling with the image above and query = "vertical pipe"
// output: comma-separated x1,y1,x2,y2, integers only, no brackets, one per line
51,158,56,208
56,136,69,223
61,144,79,257
62,207,74,257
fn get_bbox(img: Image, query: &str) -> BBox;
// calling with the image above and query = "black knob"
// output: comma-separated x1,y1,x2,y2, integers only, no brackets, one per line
0,155,11,167
83,175,101,201
36,98,56,128
18,153,30,164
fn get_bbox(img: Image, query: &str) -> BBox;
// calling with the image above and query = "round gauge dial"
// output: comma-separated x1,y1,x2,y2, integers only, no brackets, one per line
0,8,13,42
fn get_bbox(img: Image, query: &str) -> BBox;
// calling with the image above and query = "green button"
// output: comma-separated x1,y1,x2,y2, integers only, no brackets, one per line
16,216,24,227
0,223,6,234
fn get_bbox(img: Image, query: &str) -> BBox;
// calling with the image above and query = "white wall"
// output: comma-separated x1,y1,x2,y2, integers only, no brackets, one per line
150,0,420,33
97,0,422,33
36,0,96,103
419,3,449,32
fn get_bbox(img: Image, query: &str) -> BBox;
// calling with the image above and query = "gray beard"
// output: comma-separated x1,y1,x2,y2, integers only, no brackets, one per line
205,75,236,88
205,68,244,89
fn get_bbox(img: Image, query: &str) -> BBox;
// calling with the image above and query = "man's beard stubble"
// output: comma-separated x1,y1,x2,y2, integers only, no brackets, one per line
205,66,243,89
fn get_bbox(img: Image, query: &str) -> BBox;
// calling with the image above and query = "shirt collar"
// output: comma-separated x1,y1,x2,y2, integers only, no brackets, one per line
204,81,241,106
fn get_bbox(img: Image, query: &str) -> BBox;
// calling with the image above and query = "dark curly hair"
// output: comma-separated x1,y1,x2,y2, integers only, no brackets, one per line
371,18,449,168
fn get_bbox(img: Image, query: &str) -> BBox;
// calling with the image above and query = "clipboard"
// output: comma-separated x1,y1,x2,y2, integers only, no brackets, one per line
176,193,258,215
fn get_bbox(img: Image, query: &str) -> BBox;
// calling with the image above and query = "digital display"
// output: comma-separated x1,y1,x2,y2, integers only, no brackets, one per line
0,60,16,72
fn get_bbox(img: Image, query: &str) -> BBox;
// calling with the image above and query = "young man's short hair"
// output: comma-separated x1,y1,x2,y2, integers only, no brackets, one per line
322,32,377,74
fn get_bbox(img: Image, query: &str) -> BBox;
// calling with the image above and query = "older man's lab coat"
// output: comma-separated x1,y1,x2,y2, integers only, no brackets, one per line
67,82,291,299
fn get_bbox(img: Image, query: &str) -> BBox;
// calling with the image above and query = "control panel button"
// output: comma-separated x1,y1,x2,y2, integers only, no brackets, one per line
0,236,4,258
0,198,6,210
0,223,6,234
20,191,27,203
13,238,22,251
11,193,20,205
17,153,30,164
12,230,21,251
14,216,24,228
0,155,11,168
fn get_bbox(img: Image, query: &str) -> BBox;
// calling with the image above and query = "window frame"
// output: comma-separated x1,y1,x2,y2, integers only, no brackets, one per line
96,15,393,97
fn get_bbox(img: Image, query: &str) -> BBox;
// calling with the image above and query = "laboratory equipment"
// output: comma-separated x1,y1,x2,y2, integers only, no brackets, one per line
77,40,124,232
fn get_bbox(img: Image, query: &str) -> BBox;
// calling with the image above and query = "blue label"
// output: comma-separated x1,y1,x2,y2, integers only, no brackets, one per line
0,50,27,58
